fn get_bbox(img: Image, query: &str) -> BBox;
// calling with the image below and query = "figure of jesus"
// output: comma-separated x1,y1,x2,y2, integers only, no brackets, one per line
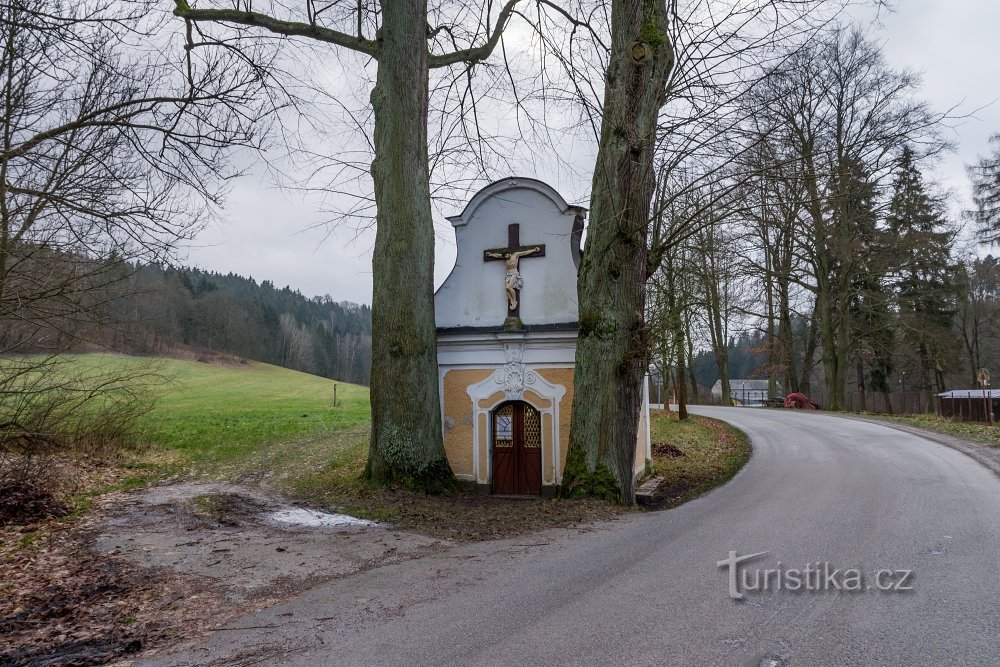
485,246,542,311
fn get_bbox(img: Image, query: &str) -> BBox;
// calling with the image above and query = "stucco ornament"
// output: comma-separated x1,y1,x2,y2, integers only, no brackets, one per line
494,343,538,400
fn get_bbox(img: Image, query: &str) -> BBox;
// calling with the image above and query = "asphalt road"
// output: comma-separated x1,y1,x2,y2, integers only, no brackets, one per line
145,408,1000,667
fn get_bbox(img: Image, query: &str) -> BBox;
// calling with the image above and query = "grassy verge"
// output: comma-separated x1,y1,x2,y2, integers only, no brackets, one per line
860,413,1000,449
646,409,751,508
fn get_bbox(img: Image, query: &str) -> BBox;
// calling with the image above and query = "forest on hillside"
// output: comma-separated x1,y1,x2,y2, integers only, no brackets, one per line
9,259,373,385
124,266,374,385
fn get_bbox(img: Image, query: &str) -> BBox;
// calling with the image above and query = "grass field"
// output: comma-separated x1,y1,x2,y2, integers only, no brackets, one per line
20,354,623,537
48,354,372,493
9,354,752,537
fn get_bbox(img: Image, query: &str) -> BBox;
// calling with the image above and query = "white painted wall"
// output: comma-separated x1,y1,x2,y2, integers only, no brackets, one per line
435,178,583,329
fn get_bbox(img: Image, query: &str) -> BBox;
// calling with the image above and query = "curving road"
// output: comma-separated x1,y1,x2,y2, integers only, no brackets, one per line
146,408,1000,667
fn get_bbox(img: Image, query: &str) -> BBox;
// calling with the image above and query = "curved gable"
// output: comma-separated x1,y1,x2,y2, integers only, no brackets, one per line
436,178,585,330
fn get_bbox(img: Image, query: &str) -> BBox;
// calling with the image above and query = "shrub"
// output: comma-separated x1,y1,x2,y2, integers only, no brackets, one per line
0,356,162,495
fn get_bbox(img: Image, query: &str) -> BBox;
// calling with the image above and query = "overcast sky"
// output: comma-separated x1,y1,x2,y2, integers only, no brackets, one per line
183,0,1000,305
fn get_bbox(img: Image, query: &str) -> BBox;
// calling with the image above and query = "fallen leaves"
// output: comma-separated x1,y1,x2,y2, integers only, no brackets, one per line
0,511,230,666
1,525,149,665
0,480,69,527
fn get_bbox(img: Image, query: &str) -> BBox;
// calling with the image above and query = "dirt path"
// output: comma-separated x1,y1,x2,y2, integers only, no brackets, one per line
90,483,448,604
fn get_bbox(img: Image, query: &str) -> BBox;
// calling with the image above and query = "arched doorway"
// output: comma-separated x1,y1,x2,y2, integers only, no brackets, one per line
491,400,542,495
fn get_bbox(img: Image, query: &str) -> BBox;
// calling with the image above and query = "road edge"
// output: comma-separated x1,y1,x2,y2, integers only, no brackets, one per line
831,413,1000,479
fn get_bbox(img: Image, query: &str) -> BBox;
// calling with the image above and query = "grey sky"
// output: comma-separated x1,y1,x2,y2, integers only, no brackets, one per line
184,1,1000,304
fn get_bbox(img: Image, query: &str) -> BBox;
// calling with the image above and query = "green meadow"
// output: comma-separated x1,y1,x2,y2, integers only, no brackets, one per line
56,354,373,493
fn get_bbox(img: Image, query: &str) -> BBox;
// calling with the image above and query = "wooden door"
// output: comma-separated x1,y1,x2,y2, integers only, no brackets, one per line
491,401,542,495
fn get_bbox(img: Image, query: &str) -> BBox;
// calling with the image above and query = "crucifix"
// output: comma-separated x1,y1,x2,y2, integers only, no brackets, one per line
483,223,545,316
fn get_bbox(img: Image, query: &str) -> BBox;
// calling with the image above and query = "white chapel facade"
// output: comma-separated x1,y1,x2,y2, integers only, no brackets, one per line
435,178,651,496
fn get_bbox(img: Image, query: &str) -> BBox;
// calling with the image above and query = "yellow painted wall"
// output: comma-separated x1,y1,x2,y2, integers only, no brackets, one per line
477,390,505,410
442,369,493,477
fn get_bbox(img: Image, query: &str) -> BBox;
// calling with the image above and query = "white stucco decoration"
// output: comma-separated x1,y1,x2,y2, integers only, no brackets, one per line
434,178,585,330
495,343,538,399
465,363,568,485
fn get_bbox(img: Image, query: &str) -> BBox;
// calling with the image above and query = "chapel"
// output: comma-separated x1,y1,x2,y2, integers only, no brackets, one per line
435,178,651,496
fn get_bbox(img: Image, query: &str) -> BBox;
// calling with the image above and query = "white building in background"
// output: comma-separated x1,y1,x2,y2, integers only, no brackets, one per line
711,379,779,407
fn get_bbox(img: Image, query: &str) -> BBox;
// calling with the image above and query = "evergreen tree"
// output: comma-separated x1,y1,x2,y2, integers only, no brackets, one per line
885,147,956,408
820,154,879,410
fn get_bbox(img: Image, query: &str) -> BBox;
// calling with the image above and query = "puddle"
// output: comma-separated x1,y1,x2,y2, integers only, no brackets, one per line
269,507,377,527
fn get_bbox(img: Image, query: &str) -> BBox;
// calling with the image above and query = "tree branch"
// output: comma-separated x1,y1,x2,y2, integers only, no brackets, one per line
428,0,519,68
172,6,378,58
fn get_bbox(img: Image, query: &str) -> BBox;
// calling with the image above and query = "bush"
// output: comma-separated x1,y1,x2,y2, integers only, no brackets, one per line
0,356,162,495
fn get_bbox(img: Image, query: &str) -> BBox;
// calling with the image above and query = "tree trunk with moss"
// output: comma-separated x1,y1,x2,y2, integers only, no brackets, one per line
363,0,450,490
561,0,673,505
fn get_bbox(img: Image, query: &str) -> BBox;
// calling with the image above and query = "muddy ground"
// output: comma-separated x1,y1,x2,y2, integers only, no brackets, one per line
90,483,447,602
1,483,448,666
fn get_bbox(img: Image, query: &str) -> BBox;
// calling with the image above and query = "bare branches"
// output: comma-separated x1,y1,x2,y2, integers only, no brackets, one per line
0,0,271,364
173,1,522,68
173,5,379,57
428,0,520,68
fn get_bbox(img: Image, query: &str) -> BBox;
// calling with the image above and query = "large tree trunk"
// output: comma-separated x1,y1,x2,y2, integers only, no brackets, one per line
882,389,894,414
799,311,819,395
832,297,851,410
917,342,932,415
673,317,688,419
561,0,673,505
777,278,796,393
762,228,778,402
817,275,841,410
364,0,450,489
702,248,731,404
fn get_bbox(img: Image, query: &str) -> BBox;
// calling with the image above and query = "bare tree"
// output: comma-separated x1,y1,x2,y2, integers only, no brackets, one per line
955,255,1000,384
741,26,946,410
544,0,847,502
172,0,521,489
1,0,265,480
553,0,673,504
646,201,700,419
970,134,1000,244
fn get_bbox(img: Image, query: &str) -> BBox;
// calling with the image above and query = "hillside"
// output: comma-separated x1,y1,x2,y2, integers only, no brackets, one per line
89,264,373,385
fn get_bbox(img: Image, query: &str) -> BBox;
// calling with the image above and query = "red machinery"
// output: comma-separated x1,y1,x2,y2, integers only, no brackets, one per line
784,392,821,409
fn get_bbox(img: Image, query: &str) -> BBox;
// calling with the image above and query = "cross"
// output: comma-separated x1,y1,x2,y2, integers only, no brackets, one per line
483,223,546,317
